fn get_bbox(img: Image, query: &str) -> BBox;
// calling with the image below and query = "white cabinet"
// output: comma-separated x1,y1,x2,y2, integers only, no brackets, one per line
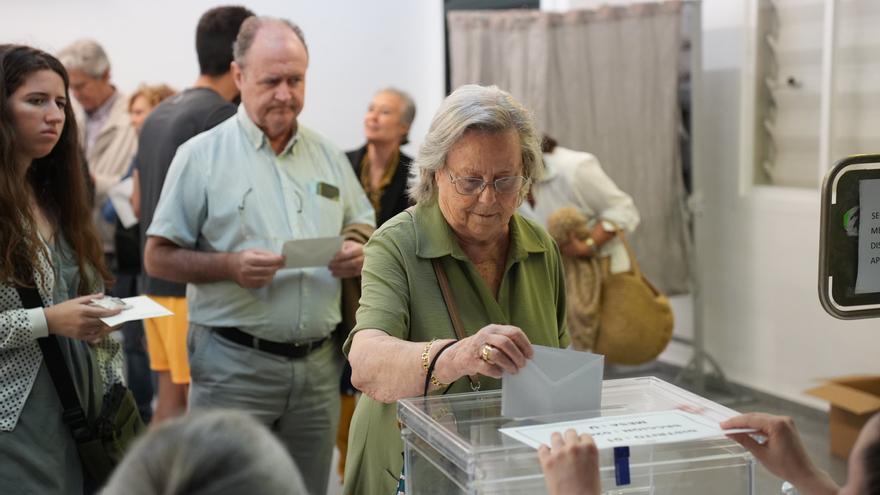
741,0,880,190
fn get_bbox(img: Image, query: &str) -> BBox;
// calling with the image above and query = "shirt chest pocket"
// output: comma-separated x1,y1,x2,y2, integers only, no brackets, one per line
304,181,343,236
223,186,282,251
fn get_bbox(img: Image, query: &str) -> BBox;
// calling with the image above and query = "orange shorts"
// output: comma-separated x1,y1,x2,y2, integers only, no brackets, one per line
143,296,190,385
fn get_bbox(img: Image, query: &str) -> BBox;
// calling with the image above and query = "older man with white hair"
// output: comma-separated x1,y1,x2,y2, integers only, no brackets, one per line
145,16,374,495
57,39,137,256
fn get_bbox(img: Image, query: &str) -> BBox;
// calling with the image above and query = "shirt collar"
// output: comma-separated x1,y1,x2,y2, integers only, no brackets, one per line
413,201,548,262
235,104,299,156
86,89,117,121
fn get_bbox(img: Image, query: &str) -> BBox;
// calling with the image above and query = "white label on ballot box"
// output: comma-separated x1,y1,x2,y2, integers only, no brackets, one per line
500,410,754,450
856,178,880,294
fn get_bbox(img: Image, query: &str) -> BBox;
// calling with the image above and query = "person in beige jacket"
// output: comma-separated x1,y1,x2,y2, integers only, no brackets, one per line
58,39,137,256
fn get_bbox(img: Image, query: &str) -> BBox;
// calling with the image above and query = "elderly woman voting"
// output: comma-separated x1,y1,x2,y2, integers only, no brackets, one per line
343,85,569,494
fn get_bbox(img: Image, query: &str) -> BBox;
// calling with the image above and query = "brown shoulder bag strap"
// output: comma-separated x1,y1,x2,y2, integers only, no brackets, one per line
431,258,480,391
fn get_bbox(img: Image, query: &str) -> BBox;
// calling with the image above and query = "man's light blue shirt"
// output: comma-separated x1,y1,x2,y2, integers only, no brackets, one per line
148,105,375,342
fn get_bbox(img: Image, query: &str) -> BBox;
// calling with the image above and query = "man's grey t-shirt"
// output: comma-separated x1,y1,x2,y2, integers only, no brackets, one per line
136,87,235,296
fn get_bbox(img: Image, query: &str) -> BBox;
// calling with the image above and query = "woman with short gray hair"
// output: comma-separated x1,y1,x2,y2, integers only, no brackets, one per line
336,87,418,478
408,84,543,203
101,410,306,495
56,39,110,79
343,85,569,494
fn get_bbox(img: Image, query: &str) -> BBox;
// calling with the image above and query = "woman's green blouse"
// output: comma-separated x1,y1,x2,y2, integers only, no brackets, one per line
341,201,569,495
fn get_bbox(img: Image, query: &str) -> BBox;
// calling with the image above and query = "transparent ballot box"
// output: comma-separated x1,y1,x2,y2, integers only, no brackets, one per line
398,377,755,494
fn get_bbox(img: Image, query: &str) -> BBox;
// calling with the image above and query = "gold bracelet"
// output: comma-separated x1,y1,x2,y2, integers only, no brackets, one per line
428,374,446,390
421,339,435,373
420,339,446,390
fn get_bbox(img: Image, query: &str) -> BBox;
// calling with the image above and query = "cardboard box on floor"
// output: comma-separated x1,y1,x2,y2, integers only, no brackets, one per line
805,375,880,459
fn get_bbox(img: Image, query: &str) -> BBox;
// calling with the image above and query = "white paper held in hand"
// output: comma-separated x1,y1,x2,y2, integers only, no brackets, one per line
99,295,174,327
281,236,345,269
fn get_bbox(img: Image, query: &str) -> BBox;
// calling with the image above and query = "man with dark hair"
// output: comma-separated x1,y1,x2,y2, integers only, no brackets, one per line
132,4,254,424
197,5,253,77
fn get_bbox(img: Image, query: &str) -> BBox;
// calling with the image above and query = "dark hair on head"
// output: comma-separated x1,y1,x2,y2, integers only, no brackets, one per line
0,44,110,292
196,5,255,76
541,134,558,153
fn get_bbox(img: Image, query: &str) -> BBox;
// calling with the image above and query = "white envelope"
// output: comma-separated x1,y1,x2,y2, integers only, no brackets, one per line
502,345,604,418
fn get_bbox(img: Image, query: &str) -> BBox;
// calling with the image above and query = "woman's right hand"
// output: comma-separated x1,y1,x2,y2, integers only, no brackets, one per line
435,324,534,382
720,413,838,494
42,294,122,342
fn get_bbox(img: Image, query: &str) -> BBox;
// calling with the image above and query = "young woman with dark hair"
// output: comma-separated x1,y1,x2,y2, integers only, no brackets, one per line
0,44,125,494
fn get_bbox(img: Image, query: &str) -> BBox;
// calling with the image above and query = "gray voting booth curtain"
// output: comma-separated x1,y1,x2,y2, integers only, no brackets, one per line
448,3,690,294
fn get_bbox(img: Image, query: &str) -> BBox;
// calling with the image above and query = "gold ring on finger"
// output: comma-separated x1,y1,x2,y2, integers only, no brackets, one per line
480,344,495,364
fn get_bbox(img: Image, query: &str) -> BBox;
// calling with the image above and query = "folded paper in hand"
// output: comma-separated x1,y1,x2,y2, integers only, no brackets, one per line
281,236,344,269
502,345,604,418
99,296,173,327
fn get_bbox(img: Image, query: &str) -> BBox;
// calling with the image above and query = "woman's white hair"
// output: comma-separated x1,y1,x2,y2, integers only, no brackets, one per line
57,39,110,78
101,410,307,495
378,87,416,145
408,84,543,204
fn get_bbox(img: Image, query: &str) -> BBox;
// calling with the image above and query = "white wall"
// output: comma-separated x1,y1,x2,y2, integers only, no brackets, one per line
0,0,446,156
541,0,879,408
694,0,878,409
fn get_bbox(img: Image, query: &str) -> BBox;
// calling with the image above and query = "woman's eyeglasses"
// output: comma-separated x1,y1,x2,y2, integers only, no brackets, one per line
446,171,529,196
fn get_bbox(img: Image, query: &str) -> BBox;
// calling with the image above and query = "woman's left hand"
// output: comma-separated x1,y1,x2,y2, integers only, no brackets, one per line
434,324,534,382
560,232,592,258
539,429,601,495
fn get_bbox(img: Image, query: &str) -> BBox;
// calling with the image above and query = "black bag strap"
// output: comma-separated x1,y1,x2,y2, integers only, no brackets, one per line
404,206,480,391
431,258,480,391
16,285,92,441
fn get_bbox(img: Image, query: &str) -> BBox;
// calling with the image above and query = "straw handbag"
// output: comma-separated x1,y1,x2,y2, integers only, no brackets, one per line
546,208,603,351
546,207,673,364
594,231,674,365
